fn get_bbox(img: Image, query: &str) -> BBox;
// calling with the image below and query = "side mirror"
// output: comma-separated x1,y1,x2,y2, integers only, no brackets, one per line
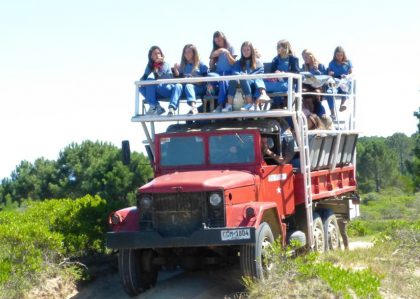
122,140,131,165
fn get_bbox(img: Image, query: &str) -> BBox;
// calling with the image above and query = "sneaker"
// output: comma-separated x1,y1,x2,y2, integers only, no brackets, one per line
240,103,253,111
249,104,259,111
146,105,157,115
188,107,198,115
221,104,233,112
339,103,347,112
167,107,175,116
213,105,223,113
156,105,165,115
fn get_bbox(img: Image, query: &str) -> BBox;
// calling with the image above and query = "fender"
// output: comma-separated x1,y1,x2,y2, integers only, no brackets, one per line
226,201,279,228
226,202,286,244
109,206,139,232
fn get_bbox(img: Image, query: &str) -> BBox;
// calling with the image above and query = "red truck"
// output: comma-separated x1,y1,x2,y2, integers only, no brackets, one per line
106,72,359,296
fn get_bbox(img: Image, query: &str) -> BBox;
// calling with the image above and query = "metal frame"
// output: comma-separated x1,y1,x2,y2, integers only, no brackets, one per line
132,72,357,250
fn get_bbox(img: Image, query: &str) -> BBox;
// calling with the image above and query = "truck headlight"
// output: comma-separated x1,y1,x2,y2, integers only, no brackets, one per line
138,195,153,210
209,192,222,207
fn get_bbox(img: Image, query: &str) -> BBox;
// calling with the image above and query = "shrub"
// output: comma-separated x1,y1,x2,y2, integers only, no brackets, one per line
0,195,122,299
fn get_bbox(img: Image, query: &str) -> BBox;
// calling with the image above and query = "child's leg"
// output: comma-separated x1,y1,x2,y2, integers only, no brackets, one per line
184,83,196,104
254,79,270,102
169,83,183,110
142,82,158,106
217,80,229,105
227,80,238,101
239,79,253,99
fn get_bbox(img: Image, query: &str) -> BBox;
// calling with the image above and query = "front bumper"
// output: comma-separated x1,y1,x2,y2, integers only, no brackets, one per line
106,227,256,249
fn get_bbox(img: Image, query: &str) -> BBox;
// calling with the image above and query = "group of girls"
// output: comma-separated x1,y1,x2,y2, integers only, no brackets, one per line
139,31,353,118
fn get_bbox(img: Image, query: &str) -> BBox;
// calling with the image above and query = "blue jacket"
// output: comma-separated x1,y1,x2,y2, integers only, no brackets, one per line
327,60,353,78
179,61,208,78
233,59,264,75
270,55,300,73
140,62,173,80
301,63,327,75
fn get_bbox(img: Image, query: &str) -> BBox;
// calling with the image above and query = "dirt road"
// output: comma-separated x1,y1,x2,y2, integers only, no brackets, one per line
70,240,374,299
71,265,245,299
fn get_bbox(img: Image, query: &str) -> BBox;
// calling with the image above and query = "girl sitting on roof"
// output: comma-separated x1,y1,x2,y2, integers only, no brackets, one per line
139,46,182,116
228,41,271,111
327,46,353,117
173,44,209,115
264,39,300,109
208,31,238,113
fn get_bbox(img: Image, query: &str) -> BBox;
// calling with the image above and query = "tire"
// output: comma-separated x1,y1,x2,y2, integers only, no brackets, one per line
322,210,341,251
240,222,274,280
313,213,325,253
118,249,158,297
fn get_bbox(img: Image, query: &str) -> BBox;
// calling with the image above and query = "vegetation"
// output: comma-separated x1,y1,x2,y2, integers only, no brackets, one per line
245,191,420,299
0,195,122,299
356,107,419,194
0,140,153,207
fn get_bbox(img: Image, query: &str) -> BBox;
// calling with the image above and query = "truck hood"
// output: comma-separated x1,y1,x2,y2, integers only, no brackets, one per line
139,170,256,193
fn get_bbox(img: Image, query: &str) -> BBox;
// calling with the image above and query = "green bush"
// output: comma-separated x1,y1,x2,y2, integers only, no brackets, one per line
0,195,122,299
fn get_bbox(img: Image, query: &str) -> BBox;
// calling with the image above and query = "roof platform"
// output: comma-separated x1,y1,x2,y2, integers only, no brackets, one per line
131,109,296,123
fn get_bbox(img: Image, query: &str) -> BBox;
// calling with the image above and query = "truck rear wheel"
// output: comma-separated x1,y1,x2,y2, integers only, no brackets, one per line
322,211,341,251
313,213,325,253
240,222,274,280
119,249,158,297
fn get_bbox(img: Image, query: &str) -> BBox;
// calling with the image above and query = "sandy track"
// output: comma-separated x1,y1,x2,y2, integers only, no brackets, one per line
71,266,245,299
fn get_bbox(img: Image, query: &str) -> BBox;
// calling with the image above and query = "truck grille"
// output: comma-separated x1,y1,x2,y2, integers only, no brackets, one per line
151,192,224,237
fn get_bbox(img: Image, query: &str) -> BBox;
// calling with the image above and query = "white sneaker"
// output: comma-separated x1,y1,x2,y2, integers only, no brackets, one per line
221,104,233,112
240,103,253,111
167,107,175,116
188,107,198,115
249,104,258,111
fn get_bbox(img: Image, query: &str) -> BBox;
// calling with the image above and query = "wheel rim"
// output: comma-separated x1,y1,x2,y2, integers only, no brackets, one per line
261,237,274,276
314,225,325,252
328,222,340,250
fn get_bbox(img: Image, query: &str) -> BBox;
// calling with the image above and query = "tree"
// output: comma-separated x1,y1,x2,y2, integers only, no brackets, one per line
357,137,400,193
385,133,413,175
407,107,420,190
0,141,153,204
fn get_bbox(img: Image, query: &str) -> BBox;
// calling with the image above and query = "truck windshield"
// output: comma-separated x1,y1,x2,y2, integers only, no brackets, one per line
209,133,255,164
160,136,205,166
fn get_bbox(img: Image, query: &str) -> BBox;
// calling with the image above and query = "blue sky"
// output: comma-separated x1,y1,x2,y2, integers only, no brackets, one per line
1,0,419,179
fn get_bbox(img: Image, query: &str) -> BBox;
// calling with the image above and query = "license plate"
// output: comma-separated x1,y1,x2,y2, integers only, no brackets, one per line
221,229,251,241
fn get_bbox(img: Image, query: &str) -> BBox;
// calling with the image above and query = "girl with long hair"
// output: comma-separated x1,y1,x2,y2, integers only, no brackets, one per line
139,46,182,116
228,41,270,111
173,44,208,115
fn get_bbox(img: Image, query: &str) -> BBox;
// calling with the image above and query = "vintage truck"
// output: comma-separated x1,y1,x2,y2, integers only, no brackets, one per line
106,72,359,296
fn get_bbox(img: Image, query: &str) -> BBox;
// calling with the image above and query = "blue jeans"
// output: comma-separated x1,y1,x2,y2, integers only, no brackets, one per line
264,79,288,105
208,71,232,105
228,78,265,100
140,79,183,109
326,86,348,112
183,83,206,103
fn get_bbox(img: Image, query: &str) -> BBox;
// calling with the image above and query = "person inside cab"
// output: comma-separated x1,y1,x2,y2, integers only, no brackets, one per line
261,136,284,164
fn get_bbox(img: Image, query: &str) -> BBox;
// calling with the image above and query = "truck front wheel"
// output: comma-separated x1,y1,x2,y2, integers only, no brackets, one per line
119,249,158,297
240,222,274,280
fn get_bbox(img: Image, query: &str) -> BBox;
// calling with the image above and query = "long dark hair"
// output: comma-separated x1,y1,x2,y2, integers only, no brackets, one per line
147,45,164,69
239,41,257,72
212,31,230,52
333,46,348,63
